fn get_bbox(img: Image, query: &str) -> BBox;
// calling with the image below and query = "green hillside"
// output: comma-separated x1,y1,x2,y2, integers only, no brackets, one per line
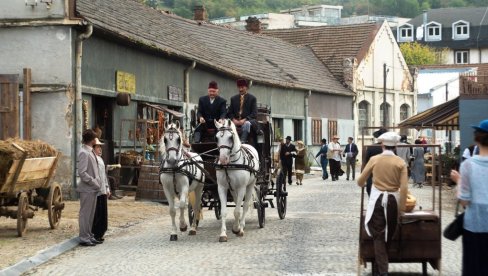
141,0,487,19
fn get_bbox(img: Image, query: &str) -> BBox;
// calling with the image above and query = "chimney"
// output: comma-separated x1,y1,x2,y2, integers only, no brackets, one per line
193,5,207,21
245,16,261,33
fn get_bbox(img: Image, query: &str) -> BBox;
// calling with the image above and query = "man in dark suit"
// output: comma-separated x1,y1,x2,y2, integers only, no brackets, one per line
280,136,297,185
194,81,227,143
77,129,102,246
362,128,387,196
227,79,259,143
344,137,359,181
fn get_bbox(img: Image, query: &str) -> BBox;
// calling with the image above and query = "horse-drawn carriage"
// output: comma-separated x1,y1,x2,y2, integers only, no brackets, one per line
0,142,63,237
158,104,288,241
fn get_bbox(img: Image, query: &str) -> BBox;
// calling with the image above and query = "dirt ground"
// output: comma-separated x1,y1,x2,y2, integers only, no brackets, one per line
0,196,167,269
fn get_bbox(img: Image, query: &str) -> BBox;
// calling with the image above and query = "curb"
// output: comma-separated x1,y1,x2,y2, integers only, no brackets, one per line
0,237,79,276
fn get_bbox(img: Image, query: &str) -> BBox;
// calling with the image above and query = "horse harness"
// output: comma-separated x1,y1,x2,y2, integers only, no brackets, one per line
160,128,204,196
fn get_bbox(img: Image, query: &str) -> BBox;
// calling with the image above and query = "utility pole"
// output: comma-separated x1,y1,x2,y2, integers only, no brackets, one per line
383,63,387,127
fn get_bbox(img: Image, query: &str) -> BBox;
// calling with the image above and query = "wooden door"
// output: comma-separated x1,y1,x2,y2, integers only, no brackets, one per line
0,74,19,139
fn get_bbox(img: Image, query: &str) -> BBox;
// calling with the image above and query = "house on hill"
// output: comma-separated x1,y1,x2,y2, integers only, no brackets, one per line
396,7,488,64
0,0,353,195
264,21,416,146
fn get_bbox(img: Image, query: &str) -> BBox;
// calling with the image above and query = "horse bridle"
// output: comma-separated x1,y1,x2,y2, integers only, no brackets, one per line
164,127,181,154
216,126,239,157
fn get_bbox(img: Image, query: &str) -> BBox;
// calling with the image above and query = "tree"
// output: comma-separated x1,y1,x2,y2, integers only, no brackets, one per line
400,42,444,65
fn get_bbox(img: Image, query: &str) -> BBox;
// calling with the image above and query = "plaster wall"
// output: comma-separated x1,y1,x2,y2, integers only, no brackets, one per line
0,0,65,19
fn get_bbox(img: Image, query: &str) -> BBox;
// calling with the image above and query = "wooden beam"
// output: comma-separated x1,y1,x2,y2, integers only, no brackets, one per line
23,68,32,140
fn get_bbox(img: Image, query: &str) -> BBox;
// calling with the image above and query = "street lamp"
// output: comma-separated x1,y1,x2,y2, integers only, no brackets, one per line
383,63,389,127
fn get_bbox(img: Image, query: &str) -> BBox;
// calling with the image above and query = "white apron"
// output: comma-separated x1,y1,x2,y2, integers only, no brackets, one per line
365,184,399,242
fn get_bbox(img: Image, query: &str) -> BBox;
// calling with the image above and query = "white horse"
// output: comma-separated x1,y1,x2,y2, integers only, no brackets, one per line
214,119,260,242
159,121,204,241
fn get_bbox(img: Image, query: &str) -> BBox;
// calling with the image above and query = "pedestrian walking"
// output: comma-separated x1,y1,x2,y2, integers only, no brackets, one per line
357,132,409,276
295,140,306,185
344,137,358,181
396,135,412,176
77,129,102,246
450,119,488,276
280,136,296,185
92,138,110,243
363,128,387,196
328,135,342,181
315,138,329,180
411,139,425,188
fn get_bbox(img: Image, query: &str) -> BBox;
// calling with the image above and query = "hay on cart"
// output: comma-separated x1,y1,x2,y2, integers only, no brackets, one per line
0,139,58,187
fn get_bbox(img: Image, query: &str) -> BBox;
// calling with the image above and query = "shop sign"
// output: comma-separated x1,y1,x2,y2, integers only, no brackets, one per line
168,85,182,101
116,71,136,93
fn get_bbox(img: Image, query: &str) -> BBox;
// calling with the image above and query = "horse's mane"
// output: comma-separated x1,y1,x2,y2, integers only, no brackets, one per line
228,120,241,150
159,123,182,155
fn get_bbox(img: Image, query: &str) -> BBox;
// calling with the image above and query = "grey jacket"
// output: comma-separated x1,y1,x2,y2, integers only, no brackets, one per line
76,144,101,193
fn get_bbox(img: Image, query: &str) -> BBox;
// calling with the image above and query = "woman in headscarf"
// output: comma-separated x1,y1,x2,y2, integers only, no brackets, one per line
411,139,425,188
294,140,306,185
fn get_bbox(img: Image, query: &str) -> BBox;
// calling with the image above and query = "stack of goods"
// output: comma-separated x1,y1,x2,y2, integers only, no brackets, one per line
120,150,143,166
0,139,58,188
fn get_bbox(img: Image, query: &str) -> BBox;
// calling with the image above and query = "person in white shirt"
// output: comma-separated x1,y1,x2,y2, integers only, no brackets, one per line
92,138,110,242
328,135,342,181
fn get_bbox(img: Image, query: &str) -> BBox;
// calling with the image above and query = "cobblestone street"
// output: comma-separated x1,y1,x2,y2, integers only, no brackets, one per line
24,176,462,275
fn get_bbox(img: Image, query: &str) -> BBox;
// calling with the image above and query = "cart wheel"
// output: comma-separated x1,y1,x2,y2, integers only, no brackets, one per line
276,171,287,219
48,182,63,229
214,200,222,220
188,203,200,227
17,192,29,237
255,187,265,228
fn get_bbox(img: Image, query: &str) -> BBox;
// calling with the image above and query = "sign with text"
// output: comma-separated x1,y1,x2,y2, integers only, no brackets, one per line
167,85,182,101
116,71,136,93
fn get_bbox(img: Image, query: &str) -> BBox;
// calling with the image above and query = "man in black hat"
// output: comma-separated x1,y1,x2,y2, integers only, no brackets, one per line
280,136,297,185
362,128,387,196
194,81,227,143
227,79,259,143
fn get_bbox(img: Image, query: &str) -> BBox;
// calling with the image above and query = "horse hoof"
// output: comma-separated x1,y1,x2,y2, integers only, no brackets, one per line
180,226,188,232
189,230,196,236
232,228,240,235
170,235,178,241
219,236,228,242
237,231,244,237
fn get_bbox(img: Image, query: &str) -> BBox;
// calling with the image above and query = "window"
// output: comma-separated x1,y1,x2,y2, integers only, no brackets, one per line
328,120,337,141
358,101,370,135
398,24,414,42
311,119,322,145
292,119,303,141
426,22,441,41
400,104,410,136
455,50,469,64
452,20,469,40
380,103,391,127
272,118,283,141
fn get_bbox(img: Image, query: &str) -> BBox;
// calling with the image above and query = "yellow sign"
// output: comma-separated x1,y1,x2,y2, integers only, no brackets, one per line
116,71,136,93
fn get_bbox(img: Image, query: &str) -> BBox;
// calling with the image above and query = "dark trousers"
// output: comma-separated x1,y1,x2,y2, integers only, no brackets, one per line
282,161,293,184
462,229,488,276
368,194,398,274
320,158,329,180
329,159,341,179
92,194,108,240
346,156,356,179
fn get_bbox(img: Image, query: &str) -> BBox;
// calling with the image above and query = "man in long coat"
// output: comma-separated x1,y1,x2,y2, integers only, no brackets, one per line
280,136,297,185
227,79,259,143
194,81,227,143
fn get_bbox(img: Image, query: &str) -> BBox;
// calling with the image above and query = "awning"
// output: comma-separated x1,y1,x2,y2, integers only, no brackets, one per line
143,103,185,118
398,97,459,130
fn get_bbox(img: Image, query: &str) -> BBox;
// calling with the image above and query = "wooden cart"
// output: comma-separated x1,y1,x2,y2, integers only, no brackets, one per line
358,141,442,276
0,143,63,237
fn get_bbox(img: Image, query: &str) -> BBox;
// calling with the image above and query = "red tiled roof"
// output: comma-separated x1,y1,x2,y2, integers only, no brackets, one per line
263,23,381,82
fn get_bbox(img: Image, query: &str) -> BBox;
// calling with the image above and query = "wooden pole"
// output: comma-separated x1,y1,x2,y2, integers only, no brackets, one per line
23,68,32,140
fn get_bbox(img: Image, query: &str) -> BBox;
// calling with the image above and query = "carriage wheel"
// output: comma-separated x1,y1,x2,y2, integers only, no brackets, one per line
214,200,222,220
188,203,200,227
255,187,265,228
17,192,29,237
276,171,287,219
48,183,63,229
